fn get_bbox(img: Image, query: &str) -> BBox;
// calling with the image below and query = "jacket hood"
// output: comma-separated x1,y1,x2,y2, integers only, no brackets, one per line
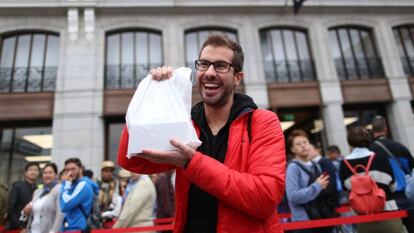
191,93,258,126
84,177,99,195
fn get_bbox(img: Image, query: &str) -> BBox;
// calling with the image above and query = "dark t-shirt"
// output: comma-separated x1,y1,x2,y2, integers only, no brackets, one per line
184,94,257,233
6,180,36,230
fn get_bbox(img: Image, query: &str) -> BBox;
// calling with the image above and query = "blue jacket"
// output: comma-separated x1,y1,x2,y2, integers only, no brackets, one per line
60,177,94,231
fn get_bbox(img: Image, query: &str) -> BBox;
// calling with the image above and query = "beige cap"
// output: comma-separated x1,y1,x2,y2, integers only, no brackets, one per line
101,160,116,170
118,169,132,178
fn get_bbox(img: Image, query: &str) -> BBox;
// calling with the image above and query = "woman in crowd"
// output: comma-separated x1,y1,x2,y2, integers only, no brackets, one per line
22,163,63,233
339,126,406,233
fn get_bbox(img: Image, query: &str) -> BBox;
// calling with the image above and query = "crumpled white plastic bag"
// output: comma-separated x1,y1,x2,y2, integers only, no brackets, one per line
125,67,201,158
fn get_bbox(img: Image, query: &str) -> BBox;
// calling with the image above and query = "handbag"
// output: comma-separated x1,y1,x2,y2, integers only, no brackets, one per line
374,140,414,200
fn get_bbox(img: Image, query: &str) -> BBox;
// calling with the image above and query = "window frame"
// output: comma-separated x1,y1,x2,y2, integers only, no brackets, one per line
259,26,316,83
0,30,59,93
329,26,384,80
104,28,163,89
393,24,414,77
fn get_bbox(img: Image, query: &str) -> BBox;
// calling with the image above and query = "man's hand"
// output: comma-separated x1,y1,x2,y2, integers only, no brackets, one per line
150,66,173,81
22,202,32,216
140,138,196,168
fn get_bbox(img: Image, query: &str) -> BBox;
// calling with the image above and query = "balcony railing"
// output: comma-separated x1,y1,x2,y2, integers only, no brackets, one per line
264,59,316,83
105,64,161,89
0,66,57,93
334,57,385,80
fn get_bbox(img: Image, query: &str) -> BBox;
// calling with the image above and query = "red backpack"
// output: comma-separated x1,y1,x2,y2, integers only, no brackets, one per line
343,154,386,214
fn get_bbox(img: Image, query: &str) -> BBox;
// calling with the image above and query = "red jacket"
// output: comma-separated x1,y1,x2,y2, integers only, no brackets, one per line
118,109,286,233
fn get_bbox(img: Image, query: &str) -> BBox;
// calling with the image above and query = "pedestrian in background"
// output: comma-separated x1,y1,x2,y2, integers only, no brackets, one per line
60,158,94,232
22,163,63,233
113,173,156,233
6,162,40,230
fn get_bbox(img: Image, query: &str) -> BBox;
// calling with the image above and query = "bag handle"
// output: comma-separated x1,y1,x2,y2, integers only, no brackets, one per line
343,159,357,175
374,140,409,174
365,153,375,172
344,154,375,175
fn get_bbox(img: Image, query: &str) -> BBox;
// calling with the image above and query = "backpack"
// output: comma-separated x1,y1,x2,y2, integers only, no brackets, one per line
290,161,338,220
343,154,386,214
80,192,102,231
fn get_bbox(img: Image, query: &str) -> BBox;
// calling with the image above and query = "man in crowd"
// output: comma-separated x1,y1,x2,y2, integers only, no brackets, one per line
6,162,40,230
118,34,286,233
60,158,94,232
97,160,122,225
113,173,156,230
326,144,344,171
370,115,414,232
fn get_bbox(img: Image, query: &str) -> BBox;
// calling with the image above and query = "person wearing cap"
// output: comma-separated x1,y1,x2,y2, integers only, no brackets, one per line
97,160,122,224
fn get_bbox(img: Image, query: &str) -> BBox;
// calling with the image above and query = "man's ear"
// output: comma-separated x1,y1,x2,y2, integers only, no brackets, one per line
234,71,244,87
290,146,296,155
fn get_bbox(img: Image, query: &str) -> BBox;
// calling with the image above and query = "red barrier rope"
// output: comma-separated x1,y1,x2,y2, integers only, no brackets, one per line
1,208,407,233
153,217,174,224
281,210,408,231
276,205,352,219
92,224,174,233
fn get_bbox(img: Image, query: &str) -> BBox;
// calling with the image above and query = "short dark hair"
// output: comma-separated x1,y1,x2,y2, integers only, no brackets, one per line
83,169,93,179
287,129,308,149
347,127,372,148
327,145,341,154
25,162,40,172
199,33,244,73
372,115,387,133
43,162,58,174
64,157,82,168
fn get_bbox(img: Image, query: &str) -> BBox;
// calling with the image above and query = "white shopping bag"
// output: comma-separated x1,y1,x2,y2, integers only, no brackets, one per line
125,67,202,158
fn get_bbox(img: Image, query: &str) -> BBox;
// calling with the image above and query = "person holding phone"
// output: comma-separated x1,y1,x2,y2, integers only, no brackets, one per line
285,130,332,233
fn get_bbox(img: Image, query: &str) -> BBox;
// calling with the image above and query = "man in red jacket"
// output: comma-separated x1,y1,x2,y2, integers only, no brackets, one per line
118,34,286,233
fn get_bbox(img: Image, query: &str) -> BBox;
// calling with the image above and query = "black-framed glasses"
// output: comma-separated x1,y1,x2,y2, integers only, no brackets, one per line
195,59,234,73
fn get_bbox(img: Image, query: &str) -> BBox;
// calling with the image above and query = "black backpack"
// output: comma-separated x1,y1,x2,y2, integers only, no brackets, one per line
80,193,102,232
290,161,338,233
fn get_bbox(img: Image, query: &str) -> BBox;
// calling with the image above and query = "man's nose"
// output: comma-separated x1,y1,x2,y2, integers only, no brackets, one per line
204,64,216,76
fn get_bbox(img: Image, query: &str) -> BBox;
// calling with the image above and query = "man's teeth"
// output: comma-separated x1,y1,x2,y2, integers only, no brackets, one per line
204,83,219,88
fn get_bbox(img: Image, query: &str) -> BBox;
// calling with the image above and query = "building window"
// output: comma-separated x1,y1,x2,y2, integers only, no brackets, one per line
185,28,238,82
105,30,163,89
105,121,124,163
0,126,52,186
260,28,316,83
0,32,59,93
329,26,384,80
393,25,414,77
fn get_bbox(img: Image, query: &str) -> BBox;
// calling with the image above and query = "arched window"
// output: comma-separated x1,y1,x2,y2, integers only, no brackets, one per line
105,30,163,89
185,28,238,82
0,32,59,92
393,25,414,77
260,27,315,83
329,26,384,80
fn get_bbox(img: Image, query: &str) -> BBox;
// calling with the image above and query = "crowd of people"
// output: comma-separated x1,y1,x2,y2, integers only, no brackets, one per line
1,158,175,233
1,33,414,233
284,115,414,233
